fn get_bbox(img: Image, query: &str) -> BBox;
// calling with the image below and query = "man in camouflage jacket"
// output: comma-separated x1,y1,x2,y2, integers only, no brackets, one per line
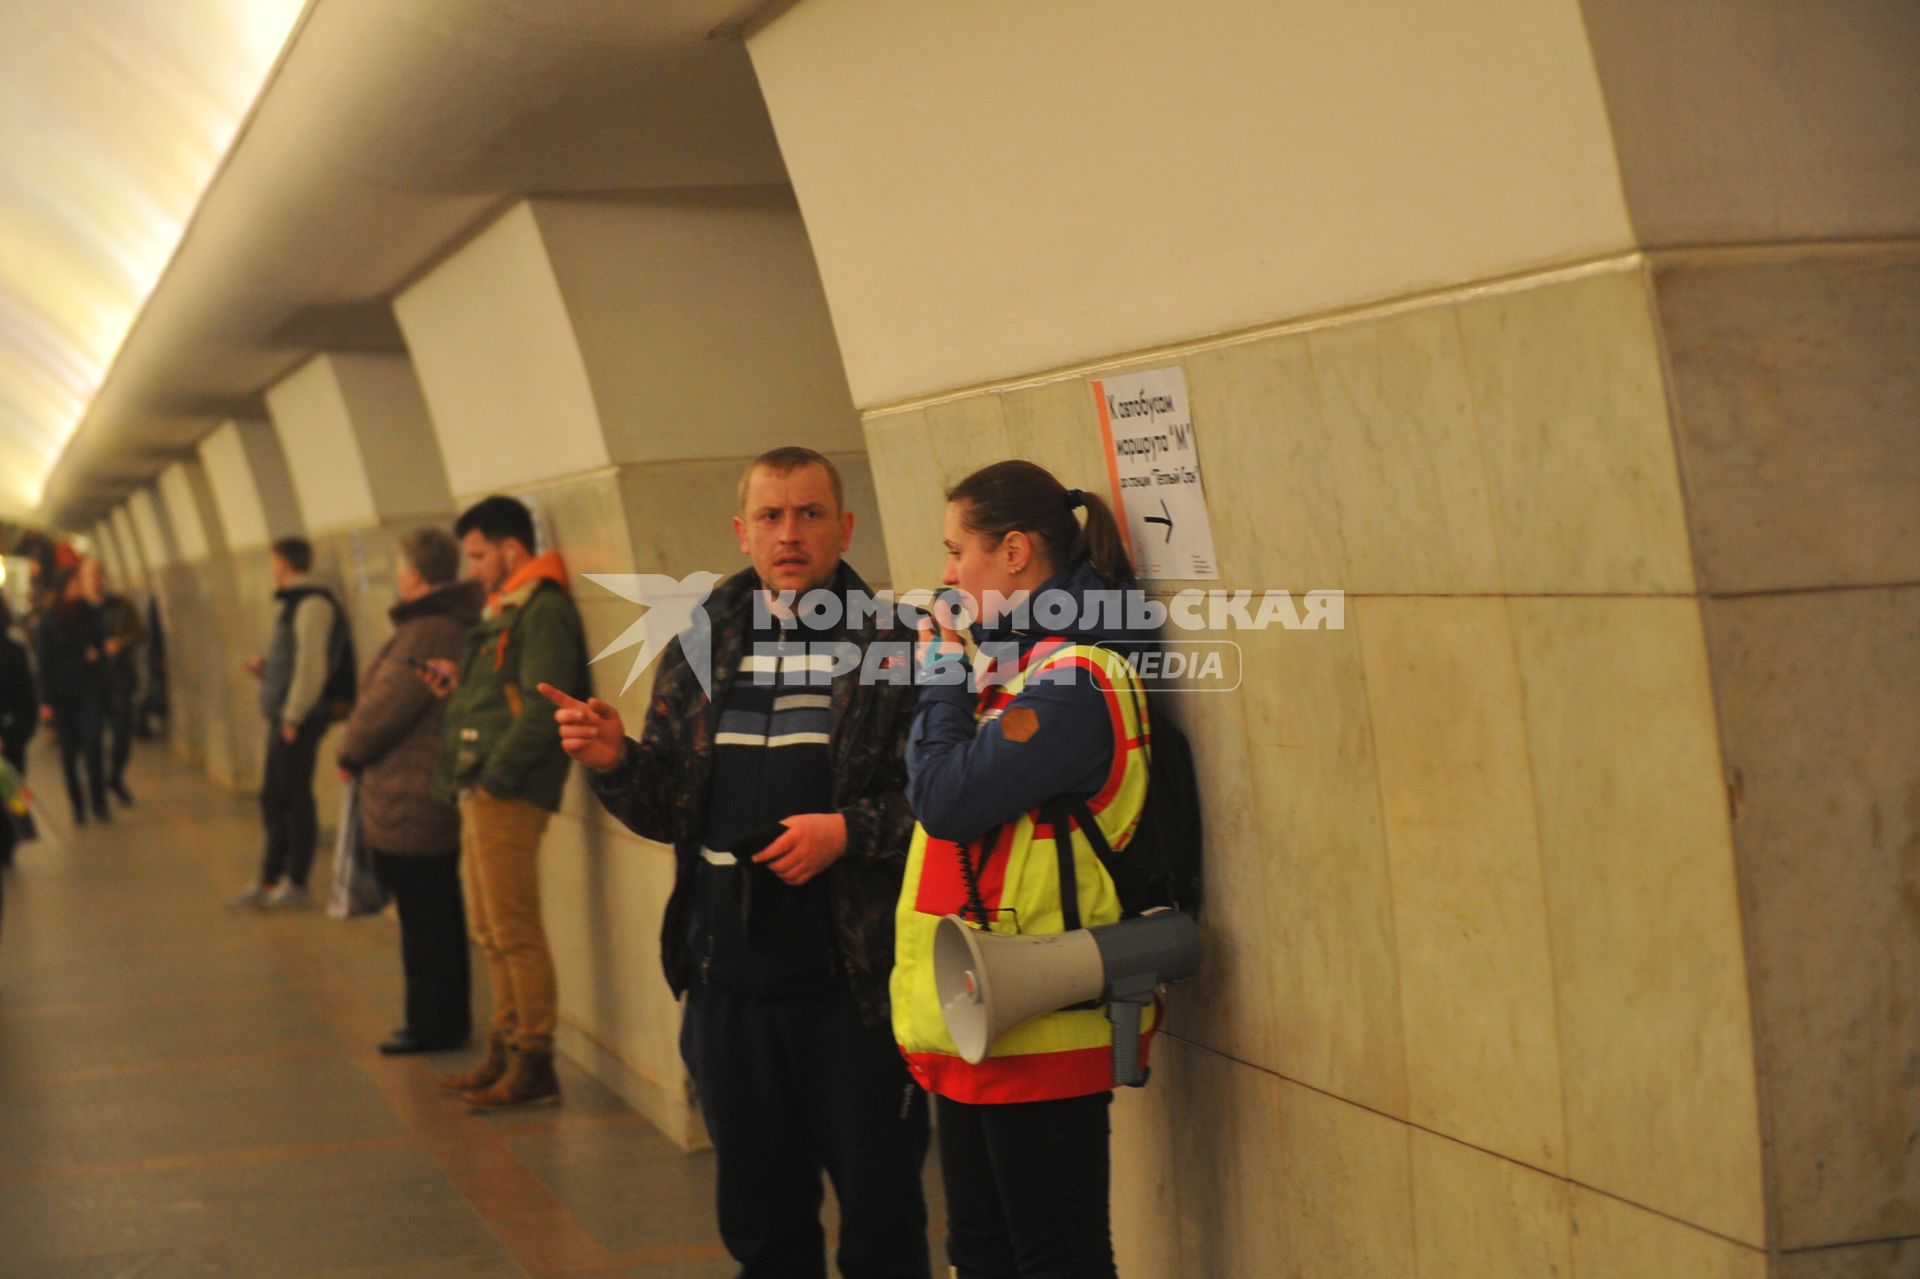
563,448,929,1277
589,560,917,1028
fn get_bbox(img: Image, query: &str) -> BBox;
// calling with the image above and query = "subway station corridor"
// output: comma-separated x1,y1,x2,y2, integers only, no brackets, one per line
2,3,1915,1274
0,738,936,1278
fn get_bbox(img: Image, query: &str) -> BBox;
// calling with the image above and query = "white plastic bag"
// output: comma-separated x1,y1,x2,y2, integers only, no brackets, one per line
327,778,389,919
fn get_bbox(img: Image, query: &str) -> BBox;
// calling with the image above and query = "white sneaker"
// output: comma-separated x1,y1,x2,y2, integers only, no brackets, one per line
264,882,312,909
231,882,273,908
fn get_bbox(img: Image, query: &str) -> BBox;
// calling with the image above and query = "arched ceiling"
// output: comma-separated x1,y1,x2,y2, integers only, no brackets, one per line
0,0,306,520
13,0,782,528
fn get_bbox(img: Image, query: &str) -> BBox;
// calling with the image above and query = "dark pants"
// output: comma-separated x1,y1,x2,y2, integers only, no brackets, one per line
52,698,107,821
935,1092,1116,1279
372,850,472,1044
104,675,137,787
258,720,324,887
682,982,931,1279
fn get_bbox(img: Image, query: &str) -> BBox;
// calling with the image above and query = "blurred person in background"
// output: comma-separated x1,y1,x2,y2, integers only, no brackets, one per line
1,596,37,875
232,537,355,910
78,557,144,806
337,527,485,1055
36,569,110,826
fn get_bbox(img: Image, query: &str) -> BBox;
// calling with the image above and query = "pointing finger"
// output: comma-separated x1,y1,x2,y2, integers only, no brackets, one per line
536,682,583,709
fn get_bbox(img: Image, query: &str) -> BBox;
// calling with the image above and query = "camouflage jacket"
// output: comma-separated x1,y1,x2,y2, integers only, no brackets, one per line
586,563,919,1029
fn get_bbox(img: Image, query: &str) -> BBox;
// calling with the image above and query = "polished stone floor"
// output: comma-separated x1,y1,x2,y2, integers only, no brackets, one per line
0,739,939,1278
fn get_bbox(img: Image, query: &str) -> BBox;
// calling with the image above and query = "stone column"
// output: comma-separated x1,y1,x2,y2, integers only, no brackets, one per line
198,419,307,792
154,459,234,778
1581,2,1920,1271
263,351,457,825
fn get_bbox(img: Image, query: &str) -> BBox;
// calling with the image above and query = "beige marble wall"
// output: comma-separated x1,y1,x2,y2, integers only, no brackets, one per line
862,258,1781,1271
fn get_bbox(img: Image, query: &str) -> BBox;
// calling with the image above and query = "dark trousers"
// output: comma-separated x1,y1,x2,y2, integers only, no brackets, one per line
935,1092,1116,1279
104,676,136,787
372,850,472,1044
258,720,324,886
682,982,931,1279
52,698,106,821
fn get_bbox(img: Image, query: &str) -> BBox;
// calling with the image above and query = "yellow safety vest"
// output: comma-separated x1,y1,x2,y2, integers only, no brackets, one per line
892,639,1155,1103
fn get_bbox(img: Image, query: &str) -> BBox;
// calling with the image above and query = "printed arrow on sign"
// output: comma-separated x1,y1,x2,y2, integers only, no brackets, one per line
1144,498,1174,543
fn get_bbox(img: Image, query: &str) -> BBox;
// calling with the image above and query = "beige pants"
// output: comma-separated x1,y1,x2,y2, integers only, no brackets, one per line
458,790,557,1051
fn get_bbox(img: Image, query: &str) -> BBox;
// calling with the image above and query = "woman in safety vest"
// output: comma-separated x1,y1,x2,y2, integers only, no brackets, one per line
896,459,1152,1278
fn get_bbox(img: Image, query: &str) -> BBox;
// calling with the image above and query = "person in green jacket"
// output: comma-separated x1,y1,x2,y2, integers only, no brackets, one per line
426,495,587,1109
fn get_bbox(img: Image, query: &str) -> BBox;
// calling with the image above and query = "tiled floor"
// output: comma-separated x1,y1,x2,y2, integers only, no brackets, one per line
0,740,940,1278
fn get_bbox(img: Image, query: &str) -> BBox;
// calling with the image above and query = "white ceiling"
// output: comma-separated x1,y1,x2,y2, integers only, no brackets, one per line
0,0,306,520
13,0,784,528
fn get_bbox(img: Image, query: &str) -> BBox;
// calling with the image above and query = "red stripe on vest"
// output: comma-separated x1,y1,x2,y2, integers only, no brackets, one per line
901,1032,1156,1105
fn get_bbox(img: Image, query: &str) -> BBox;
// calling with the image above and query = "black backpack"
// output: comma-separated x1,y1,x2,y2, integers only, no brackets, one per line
1046,676,1204,930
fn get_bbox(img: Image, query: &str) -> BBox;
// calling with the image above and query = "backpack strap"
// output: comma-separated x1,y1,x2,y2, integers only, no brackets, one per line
1042,797,1084,933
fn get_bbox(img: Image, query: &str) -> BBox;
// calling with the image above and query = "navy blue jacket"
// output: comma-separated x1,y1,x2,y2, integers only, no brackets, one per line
907,559,1149,845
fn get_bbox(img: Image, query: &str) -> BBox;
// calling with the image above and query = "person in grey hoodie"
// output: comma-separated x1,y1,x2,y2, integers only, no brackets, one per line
232,537,354,909
338,527,484,1054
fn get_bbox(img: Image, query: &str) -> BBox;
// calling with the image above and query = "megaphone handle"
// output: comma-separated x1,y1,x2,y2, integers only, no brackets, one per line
1108,995,1147,1088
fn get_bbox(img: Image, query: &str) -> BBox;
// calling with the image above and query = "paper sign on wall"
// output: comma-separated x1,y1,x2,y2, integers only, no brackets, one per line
1091,365,1219,580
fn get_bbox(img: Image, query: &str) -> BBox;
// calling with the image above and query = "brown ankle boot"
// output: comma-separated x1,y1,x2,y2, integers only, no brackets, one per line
463,1047,561,1110
438,1032,510,1095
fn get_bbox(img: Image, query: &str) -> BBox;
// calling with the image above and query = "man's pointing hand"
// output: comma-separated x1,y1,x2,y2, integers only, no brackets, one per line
537,682,626,772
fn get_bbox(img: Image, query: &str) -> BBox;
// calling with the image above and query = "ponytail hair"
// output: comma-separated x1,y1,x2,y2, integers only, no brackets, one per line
947,460,1136,586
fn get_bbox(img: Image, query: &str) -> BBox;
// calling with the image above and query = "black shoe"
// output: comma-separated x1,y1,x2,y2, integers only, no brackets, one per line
110,780,133,805
92,803,112,823
379,1030,468,1056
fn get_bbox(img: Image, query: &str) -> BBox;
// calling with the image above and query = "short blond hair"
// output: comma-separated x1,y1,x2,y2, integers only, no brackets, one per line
737,447,844,513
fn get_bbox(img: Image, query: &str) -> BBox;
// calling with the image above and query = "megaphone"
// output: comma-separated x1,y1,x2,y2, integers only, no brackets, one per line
934,911,1202,1087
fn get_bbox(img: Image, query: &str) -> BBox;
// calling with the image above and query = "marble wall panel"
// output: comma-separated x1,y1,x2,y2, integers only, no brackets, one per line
1356,597,1565,1171
1184,334,1348,594
997,378,1108,504
1149,668,1275,1070
1411,1132,1572,1279
1703,586,1920,1250
539,805,692,1145
1456,265,1693,595
1234,621,1408,1117
1567,1186,1766,1279
1110,1034,1186,1278
216,548,277,794
1272,1078,1416,1278
1170,1041,1284,1276
1655,249,1920,594
1309,305,1503,595
157,565,207,765
1510,598,1765,1245
198,555,245,791
924,394,1013,491
863,410,947,592
1173,1044,1416,1278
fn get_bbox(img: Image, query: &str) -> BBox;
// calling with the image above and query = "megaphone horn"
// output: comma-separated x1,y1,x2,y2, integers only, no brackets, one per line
933,911,1203,1085
934,918,1105,1065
